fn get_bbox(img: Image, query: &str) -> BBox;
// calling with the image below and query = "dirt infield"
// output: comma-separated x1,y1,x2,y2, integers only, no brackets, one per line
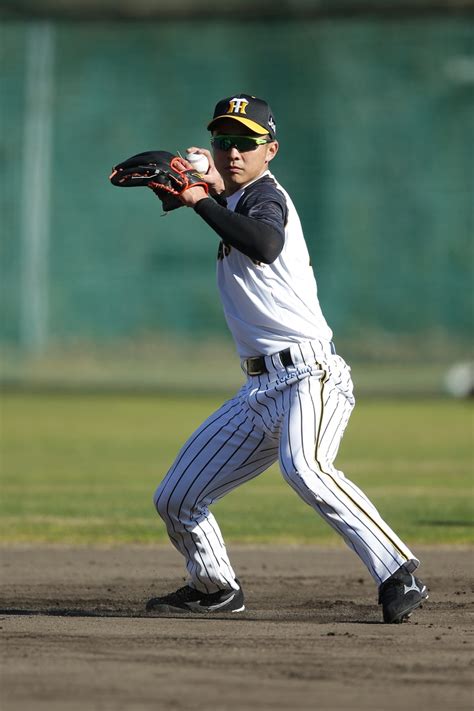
1,545,472,710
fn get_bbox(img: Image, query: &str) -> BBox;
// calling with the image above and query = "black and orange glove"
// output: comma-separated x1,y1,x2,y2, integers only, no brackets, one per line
109,150,209,211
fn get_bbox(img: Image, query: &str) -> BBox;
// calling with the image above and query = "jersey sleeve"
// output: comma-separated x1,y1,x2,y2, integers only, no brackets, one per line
235,177,288,237
193,175,287,264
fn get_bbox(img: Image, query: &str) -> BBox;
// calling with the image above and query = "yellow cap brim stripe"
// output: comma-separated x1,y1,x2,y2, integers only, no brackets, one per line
207,115,269,135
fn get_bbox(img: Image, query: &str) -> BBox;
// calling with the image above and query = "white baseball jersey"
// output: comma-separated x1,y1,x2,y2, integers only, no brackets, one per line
217,170,333,357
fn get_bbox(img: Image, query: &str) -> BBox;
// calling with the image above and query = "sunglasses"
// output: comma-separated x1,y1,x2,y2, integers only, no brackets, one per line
211,135,273,152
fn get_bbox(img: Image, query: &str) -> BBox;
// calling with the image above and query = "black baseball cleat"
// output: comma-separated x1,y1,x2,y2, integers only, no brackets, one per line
146,582,245,614
379,567,428,623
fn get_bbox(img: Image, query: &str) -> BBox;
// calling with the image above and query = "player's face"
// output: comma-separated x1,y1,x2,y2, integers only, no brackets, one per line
211,119,278,194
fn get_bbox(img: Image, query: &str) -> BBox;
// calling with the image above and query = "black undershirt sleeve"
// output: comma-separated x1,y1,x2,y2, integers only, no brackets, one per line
193,197,285,264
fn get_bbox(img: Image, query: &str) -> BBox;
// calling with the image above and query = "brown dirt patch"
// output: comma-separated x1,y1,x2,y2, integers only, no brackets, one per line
0,545,472,710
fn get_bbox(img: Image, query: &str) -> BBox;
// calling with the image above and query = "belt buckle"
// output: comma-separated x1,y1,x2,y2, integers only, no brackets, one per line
245,356,265,376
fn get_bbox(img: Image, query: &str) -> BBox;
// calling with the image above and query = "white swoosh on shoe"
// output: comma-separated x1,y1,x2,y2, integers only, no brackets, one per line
403,575,426,596
188,592,236,612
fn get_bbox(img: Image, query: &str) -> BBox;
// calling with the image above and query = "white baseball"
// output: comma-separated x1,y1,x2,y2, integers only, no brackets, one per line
186,152,209,174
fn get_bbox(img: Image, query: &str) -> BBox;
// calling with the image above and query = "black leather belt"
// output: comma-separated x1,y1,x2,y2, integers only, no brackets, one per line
243,342,336,377
243,348,293,376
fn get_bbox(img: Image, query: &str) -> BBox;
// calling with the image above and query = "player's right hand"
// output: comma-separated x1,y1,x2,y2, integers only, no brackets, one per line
186,147,226,196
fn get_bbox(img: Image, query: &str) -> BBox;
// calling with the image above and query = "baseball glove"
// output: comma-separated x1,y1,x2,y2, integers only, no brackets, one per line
109,150,209,211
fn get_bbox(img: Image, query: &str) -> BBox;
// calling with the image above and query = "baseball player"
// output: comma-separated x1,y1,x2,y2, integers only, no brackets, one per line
111,94,428,623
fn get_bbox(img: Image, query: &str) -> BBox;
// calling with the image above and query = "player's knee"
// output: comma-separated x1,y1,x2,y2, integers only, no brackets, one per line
153,481,185,526
280,457,335,501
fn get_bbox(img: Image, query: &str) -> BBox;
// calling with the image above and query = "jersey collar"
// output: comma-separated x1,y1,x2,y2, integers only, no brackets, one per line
225,170,272,210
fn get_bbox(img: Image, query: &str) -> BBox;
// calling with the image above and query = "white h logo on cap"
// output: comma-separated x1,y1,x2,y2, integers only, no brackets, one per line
228,98,249,115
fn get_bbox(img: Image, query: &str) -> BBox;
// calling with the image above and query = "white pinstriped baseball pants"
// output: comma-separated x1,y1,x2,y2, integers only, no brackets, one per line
153,340,419,594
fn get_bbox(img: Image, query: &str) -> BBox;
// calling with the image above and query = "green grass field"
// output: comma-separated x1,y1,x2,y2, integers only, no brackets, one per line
0,393,472,545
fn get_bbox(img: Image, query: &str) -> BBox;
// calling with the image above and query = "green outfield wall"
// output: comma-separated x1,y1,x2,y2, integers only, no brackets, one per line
1,18,473,361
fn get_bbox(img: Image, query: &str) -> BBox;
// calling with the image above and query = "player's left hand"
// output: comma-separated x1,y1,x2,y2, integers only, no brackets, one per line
168,155,210,207
109,150,209,212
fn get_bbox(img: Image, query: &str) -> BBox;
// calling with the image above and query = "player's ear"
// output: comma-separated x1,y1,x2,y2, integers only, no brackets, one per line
265,141,279,164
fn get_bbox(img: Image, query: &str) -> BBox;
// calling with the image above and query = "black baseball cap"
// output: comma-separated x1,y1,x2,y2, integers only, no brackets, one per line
207,94,277,140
